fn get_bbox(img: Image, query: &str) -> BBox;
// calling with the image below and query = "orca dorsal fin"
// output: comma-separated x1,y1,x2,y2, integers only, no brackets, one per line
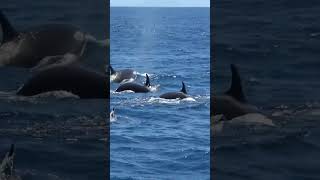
0,10,17,44
145,74,150,87
181,81,187,94
109,65,116,75
225,64,246,102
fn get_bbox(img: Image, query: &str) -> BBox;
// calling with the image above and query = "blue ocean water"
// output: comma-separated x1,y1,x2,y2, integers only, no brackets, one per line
213,1,320,179
0,1,108,179
110,7,210,179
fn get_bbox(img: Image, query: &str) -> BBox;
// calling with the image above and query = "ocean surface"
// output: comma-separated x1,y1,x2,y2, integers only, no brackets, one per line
0,1,108,180
213,1,320,179
110,7,210,179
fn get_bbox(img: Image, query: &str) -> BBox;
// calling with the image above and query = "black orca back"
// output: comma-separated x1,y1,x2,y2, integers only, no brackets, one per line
116,82,149,93
17,66,108,99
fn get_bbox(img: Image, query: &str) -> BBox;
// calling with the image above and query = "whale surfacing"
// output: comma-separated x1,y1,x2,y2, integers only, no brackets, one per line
17,66,108,99
213,64,258,120
160,81,188,99
110,65,136,83
0,10,92,68
115,74,151,93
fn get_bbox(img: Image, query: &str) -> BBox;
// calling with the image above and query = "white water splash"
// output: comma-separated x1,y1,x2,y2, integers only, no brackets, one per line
110,109,117,123
112,90,135,94
182,97,196,102
148,96,196,104
110,73,136,83
148,97,181,104
110,74,116,82
148,84,160,92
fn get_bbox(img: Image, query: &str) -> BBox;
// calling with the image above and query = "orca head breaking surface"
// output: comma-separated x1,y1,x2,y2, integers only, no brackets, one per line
115,74,151,93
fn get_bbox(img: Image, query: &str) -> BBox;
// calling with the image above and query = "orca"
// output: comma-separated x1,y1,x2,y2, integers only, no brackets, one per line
213,64,259,120
110,108,117,122
17,66,109,99
0,10,102,68
110,108,115,119
110,65,136,83
159,81,188,99
115,74,151,93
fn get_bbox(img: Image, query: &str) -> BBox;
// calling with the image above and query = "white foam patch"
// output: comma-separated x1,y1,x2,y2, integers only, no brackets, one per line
110,74,116,82
135,71,155,78
110,74,136,83
148,96,196,104
229,113,275,127
33,91,80,99
0,91,14,99
109,108,116,122
110,112,117,123
110,90,118,94
148,97,181,104
182,97,196,102
148,84,160,92
0,91,42,104
113,90,135,94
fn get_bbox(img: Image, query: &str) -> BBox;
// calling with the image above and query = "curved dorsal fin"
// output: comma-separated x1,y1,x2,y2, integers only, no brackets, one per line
109,65,116,75
145,74,150,87
225,64,246,102
0,10,17,44
181,81,187,94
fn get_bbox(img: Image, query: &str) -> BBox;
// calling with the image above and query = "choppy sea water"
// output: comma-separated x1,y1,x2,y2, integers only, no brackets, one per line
110,7,210,179
213,1,320,179
0,1,108,179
